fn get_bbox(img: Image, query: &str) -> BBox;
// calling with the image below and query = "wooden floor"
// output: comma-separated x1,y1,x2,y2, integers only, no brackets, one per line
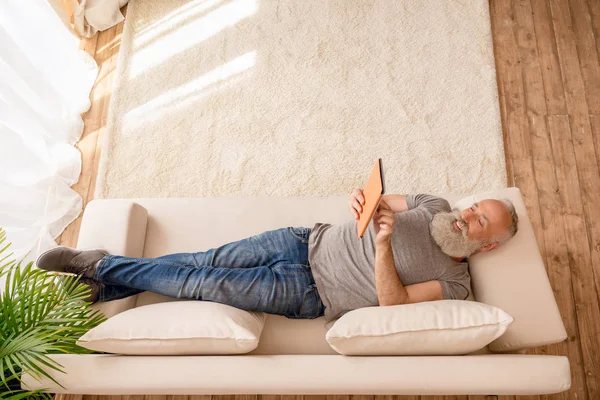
54,0,600,399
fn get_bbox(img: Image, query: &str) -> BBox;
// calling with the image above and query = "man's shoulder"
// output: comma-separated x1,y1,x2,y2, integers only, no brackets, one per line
406,194,451,214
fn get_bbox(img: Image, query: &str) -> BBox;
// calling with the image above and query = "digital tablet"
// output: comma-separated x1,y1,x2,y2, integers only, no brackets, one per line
357,158,386,238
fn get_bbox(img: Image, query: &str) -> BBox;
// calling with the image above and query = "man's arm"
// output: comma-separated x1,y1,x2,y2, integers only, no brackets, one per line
382,194,408,213
375,240,443,306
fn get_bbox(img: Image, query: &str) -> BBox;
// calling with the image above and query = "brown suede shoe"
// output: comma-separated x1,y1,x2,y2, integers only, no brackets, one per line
78,277,104,303
36,246,108,279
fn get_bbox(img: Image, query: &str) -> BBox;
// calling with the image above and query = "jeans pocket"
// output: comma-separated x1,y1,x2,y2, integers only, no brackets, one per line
291,283,322,319
288,227,311,243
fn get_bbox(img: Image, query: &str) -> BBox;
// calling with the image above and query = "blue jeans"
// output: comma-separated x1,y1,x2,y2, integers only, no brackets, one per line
93,227,325,319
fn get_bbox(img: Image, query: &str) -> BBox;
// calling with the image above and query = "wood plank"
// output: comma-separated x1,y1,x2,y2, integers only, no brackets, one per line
568,0,600,114
589,115,600,178
235,396,257,400
550,0,598,120
490,0,534,163
304,396,329,400
465,396,497,400
212,396,236,400
425,396,467,400
389,397,419,400
259,396,281,400
529,0,568,114
493,50,515,187
588,0,600,75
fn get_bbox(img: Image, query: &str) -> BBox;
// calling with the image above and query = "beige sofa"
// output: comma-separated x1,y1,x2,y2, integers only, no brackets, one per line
22,187,571,396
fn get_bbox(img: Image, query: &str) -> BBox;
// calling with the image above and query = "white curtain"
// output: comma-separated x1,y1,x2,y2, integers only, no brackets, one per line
48,0,129,39
0,0,97,271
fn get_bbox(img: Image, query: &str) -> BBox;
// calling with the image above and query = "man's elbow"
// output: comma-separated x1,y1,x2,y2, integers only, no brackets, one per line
378,293,410,306
379,281,444,306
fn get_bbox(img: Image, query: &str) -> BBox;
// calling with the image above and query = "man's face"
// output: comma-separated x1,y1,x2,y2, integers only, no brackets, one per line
430,199,512,258
457,199,513,241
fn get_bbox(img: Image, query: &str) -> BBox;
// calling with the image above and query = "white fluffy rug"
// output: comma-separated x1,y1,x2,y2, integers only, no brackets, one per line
94,0,506,199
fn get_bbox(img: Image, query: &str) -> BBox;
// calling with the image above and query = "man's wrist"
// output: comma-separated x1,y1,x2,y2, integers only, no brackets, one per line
375,239,392,251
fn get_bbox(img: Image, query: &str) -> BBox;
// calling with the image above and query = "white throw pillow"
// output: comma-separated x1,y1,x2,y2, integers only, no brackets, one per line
325,300,513,356
76,301,267,355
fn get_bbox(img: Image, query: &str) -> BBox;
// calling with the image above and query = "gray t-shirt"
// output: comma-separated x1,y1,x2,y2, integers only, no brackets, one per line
308,193,472,322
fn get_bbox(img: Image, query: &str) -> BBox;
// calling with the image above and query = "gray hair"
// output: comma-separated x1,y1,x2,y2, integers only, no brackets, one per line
491,198,519,244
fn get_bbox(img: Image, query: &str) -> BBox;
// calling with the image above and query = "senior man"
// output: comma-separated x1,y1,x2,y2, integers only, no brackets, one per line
36,191,518,322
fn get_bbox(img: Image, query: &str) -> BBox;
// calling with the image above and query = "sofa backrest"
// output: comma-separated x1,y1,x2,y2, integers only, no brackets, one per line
79,187,566,354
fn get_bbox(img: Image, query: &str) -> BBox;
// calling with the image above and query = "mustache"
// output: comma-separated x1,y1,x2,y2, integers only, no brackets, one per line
430,209,484,258
453,210,468,234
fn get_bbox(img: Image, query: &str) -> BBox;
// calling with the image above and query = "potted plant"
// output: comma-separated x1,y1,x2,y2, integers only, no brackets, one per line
0,227,108,399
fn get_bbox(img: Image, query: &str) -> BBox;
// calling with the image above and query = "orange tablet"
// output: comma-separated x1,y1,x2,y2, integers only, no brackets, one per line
357,158,386,238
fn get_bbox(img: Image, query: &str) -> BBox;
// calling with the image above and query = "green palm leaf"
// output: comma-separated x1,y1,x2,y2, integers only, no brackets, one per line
0,227,109,397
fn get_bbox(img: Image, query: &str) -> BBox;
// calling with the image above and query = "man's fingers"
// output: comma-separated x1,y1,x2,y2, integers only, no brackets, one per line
352,188,365,204
353,200,363,213
374,213,395,226
376,208,393,218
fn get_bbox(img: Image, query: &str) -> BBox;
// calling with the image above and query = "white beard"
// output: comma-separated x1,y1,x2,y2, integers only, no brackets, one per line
429,209,486,258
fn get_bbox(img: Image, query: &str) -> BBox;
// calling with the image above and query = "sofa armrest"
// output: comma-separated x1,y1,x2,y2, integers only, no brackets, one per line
77,200,148,257
77,200,148,317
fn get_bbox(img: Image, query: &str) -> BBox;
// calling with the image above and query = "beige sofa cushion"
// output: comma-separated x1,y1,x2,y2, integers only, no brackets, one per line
76,301,267,355
325,300,513,355
452,188,567,352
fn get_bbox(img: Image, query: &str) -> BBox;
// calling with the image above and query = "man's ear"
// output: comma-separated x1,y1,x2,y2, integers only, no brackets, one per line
479,242,499,253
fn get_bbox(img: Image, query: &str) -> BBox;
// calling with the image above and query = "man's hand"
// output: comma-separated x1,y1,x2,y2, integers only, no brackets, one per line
348,188,365,220
374,199,395,245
